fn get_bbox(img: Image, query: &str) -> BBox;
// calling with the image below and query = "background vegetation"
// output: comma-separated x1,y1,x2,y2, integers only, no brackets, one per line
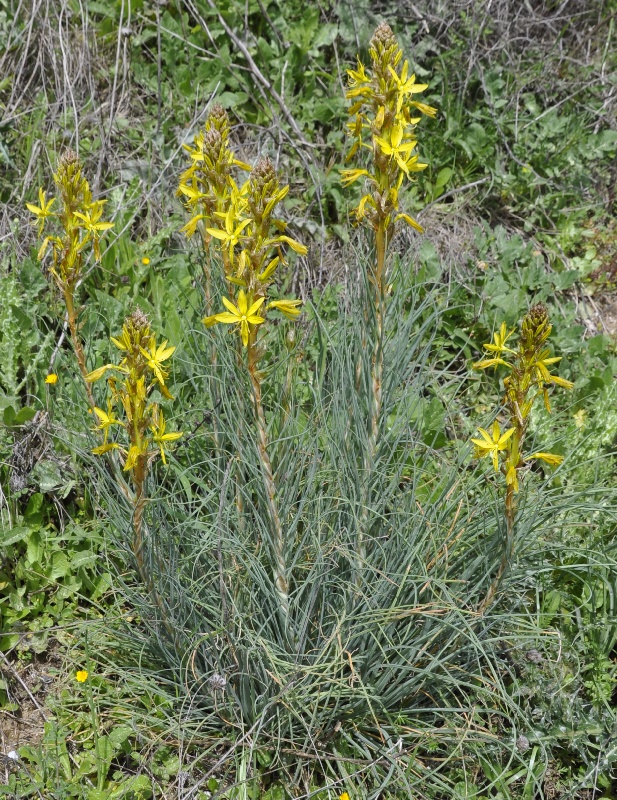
0,0,616,797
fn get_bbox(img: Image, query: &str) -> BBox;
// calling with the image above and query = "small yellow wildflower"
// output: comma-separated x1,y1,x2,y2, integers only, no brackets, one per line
528,452,564,467
93,401,122,443
268,299,303,319
139,338,176,389
45,373,58,385
471,420,515,472
206,207,251,264
142,257,151,265
72,203,114,236
26,188,56,232
340,793,351,800
75,670,88,683
214,291,265,347
150,410,183,465
483,322,517,357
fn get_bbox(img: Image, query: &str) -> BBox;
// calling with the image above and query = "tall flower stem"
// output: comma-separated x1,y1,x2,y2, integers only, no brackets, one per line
472,305,573,613
357,218,387,574
247,334,289,622
64,288,95,409
478,480,515,614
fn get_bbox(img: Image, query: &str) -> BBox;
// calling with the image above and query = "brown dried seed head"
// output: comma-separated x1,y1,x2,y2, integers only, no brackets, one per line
370,22,397,52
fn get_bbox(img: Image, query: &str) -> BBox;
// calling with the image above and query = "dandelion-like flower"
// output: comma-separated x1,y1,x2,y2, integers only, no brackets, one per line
75,670,88,683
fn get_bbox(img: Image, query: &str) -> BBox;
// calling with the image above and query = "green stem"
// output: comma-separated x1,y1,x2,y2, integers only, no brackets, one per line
247,335,289,622
478,480,515,614
357,217,387,580
64,287,95,409
131,455,179,643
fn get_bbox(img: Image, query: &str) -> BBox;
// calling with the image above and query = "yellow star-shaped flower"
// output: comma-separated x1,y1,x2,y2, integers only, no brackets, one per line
471,421,515,472
214,291,265,347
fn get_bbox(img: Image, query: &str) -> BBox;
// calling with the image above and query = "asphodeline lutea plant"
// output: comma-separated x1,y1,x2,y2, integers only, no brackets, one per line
472,304,573,611
85,309,182,577
341,22,436,295
341,22,436,573
177,104,251,295
27,150,113,407
197,156,307,625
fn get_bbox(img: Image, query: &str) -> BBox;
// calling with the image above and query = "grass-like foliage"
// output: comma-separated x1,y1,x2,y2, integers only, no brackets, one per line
78,238,613,797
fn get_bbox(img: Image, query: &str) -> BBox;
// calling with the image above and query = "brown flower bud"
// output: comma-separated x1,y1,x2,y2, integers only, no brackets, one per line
59,148,80,169
128,307,149,331
208,104,228,126
370,22,397,53
521,303,550,349
251,157,277,188
203,126,223,154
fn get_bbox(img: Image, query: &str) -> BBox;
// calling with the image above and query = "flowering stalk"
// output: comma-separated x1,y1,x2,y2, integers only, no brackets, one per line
341,23,436,568
197,156,306,624
177,104,251,303
86,310,182,621
27,150,113,407
472,304,573,612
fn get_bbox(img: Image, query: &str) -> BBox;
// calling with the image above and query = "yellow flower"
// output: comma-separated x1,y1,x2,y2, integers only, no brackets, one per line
93,401,122,443
75,670,88,683
207,207,250,263
214,291,266,347
345,59,370,98
471,421,515,472
340,168,371,187
92,442,121,456
473,356,512,371
73,203,114,235
409,100,438,118
180,214,205,238
45,373,58,384
139,338,176,389
340,793,351,800
257,256,280,282
394,212,423,233
530,350,574,390
26,188,56,231
528,452,564,467
374,124,419,177
85,364,120,382
482,322,517,357
150,410,183,465
123,444,143,472
388,61,428,112
142,257,150,265
265,235,308,256
268,299,302,319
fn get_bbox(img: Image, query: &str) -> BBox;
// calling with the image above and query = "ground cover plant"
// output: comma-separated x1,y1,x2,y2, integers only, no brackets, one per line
1,0,616,798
